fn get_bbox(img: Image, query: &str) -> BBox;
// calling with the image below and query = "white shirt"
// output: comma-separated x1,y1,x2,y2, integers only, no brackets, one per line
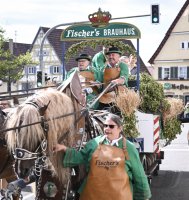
105,135,123,146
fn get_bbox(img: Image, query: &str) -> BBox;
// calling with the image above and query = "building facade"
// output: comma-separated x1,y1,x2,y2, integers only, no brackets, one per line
149,0,189,104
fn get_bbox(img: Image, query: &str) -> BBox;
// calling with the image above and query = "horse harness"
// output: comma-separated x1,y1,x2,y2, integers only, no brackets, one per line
13,101,50,177
13,100,87,175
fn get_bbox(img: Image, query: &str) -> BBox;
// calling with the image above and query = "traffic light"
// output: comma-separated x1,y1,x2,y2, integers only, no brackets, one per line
37,71,50,87
37,71,42,87
151,4,159,24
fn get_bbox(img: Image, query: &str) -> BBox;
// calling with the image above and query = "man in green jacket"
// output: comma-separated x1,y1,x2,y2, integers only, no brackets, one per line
97,47,129,109
65,53,100,109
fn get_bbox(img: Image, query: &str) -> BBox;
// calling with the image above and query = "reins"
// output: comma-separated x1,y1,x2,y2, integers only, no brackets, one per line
0,108,87,134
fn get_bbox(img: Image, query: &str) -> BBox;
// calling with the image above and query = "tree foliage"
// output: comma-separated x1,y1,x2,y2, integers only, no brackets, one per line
0,28,34,83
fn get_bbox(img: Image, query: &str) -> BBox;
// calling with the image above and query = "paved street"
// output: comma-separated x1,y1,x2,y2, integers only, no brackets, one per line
161,123,189,171
151,123,189,200
1,124,188,200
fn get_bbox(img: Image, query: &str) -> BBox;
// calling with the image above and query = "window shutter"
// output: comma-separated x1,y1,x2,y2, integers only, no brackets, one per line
170,67,178,79
181,42,184,49
34,67,37,74
170,67,173,78
158,67,162,79
187,66,189,79
50,66,53,74
60,66,63,74
175,67,178,78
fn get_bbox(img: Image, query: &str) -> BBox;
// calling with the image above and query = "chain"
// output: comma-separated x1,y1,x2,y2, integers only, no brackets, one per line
35,171,42,200
34,155,48,177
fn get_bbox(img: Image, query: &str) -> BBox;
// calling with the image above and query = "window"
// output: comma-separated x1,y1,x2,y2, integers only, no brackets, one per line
28,67,35,74
158,67,170,80
179,67,187,79
25,66,36,75
43,51,49,56
181,42,185,49
185,95,189,104
158,67,162,79
36,50,49,56
53,66,60,74
170,67,178,79
50,66,60,74
163,68,170,79
180,41,189,49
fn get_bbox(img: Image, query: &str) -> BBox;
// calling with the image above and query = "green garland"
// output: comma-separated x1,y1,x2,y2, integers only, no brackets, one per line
65,39,135,61
127,73,182,142
163,117,182,141
139,73,165,114
122,113,140,138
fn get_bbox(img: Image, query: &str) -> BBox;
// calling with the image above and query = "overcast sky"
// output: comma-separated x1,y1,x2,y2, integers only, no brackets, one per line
0,0,187,65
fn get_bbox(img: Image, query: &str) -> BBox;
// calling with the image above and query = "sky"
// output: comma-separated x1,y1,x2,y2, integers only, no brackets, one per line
0,0,187,65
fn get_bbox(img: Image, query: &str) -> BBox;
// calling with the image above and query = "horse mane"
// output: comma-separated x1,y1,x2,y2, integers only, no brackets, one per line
0,108,5,132
6,88,76,184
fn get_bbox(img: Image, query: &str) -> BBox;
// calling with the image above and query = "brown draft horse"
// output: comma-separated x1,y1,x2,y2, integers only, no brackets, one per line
4,72,102,199
5,89,76,186
0,108,20,200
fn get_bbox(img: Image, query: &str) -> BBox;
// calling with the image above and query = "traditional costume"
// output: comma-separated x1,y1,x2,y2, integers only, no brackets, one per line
65,54,100,109
98,47,129,105
63,135,151,200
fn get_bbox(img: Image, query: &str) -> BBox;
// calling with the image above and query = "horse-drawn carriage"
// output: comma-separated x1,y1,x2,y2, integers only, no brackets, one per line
1,9,186,199
1,69,117,200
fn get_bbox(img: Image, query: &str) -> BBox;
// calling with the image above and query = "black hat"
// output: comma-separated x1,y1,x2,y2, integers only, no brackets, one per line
105,47,122,55
75,54,91,61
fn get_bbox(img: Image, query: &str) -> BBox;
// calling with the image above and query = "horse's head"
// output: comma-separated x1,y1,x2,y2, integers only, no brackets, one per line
5,101,49,178
6,90,75,182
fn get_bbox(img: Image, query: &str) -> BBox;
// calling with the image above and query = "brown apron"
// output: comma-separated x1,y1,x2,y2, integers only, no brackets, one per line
80,138,132,200
103,67,120,84
99,68,126,104
79,71,98,94
79,71,95,82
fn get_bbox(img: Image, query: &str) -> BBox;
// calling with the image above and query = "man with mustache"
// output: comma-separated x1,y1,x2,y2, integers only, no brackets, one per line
98,47,129,110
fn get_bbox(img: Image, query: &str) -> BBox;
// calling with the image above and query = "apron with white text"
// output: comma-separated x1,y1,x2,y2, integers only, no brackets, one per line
80,138,132,200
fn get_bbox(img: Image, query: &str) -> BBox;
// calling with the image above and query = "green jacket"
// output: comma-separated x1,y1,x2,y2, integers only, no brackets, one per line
92,51,106,71
92,51,106,82
63,135,151,200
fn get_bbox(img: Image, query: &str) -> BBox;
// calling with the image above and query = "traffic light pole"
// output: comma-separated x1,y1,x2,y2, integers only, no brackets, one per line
39,14,150,86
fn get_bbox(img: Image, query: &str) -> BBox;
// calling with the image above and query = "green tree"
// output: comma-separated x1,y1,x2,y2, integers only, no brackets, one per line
0,28,34,91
